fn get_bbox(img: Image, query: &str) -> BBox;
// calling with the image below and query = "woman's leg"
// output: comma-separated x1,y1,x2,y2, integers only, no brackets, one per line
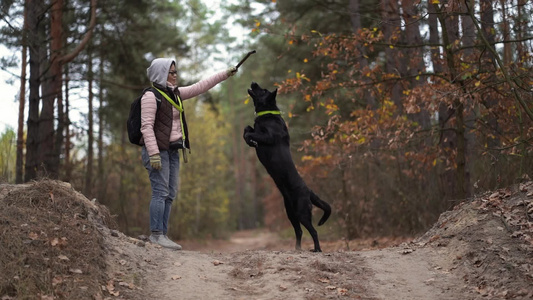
163,149,180,235
142,147,170,233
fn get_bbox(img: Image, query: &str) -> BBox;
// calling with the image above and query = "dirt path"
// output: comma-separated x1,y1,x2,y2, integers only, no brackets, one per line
3,180,531,299
359,247,467,300
105,229,480,300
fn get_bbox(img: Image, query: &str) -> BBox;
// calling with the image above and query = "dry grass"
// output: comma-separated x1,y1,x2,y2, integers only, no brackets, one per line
0,180,115,299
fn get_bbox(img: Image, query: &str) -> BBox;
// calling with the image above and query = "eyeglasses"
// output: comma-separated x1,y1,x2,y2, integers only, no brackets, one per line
169,70,177,75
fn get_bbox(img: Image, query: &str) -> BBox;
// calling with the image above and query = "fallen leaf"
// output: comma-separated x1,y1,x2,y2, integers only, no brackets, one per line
119,259,127,266
326,285,337,290
28,232,38,240
118,282,135,289
212,260,224,266
173,262,182,267
52,276,63,286
171,275,182,280
69,269,83,274
318,278,330,283
106,280,119,296
279,284,287,291
58,255,70,261
50,238,59,246
337,288,348,295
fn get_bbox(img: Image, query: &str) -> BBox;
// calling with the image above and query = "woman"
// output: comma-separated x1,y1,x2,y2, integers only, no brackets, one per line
140,58,237,250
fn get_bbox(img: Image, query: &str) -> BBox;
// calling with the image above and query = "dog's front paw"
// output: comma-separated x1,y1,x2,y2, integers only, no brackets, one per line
244,134,258,147
243,126,257,147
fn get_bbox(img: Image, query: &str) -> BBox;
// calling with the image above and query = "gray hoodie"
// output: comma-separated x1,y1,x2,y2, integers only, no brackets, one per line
146,58,175,86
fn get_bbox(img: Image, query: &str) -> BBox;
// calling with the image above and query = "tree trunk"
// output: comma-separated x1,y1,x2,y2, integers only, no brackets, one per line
459,0,476,197
498,0,511,65
435,4,466,200
24,0,98,181
516,0,526,58
349,0,374,108
401,0,429,128
25,0,45,182
480,0,499,150
37,0,64,179
97,48,106,203
16,1,28,184
64,66,72,181
380,0,403,108
427,1,443,74
85,49,94,198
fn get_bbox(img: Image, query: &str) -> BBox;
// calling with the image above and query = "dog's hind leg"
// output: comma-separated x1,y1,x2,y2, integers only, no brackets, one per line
296,195,322,252
299,215,321,252
284,198,303,250
288,213,303,250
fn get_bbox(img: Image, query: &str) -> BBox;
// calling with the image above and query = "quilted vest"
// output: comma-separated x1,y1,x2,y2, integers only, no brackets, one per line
152,85,190,150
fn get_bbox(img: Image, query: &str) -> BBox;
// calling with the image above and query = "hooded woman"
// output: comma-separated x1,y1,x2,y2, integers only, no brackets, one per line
140,58,237,249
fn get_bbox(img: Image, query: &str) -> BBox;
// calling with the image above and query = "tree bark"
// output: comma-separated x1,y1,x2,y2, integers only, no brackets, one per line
479,0,501,150
380,0,403,108
435,3,466,200
64,66,72,181
24,0,45,182
97,47,106,203
427,1,443,74
16,1,28,184
498,0,511,65
85,48,94,198
401,0,429,128
25,0,98,181
349,0,375,108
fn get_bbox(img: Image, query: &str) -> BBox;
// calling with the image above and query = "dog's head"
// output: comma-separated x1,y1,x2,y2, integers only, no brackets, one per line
248,82,279,113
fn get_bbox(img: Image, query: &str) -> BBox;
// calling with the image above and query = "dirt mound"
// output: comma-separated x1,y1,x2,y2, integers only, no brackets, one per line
1,179,532,299
0,180,115,299
414,180,533,298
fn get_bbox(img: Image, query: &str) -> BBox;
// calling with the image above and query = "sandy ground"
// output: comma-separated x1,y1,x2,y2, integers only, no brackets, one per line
104,229,478,300
2,180,532,300
104,181,533,300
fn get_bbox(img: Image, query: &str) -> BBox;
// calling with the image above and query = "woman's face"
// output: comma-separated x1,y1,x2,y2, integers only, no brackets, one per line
167,64,178,85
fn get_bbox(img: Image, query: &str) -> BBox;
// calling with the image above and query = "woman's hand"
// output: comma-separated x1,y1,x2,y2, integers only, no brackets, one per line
150,154,162,170
226,66,238,77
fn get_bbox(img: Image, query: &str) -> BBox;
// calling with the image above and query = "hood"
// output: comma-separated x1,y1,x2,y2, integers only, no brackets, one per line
146,58,175,87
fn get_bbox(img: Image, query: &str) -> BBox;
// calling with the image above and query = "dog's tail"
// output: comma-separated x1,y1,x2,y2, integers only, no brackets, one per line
310,190,331,226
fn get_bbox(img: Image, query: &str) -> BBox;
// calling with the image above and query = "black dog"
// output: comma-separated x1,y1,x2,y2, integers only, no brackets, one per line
243,82,331,252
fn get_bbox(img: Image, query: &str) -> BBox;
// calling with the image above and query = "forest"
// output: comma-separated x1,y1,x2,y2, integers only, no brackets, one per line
0,0,531,242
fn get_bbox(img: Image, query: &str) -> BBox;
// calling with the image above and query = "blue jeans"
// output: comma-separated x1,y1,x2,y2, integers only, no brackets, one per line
142,147,180,234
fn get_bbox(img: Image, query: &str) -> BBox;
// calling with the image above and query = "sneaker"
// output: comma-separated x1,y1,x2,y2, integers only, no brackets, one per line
162,235,182,250
149,234,182,250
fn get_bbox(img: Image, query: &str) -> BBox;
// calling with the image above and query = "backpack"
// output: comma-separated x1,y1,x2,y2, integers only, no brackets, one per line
127,87,162,146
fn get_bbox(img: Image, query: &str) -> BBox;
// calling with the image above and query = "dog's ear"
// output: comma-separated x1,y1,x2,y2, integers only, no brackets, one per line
272,88,278,97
